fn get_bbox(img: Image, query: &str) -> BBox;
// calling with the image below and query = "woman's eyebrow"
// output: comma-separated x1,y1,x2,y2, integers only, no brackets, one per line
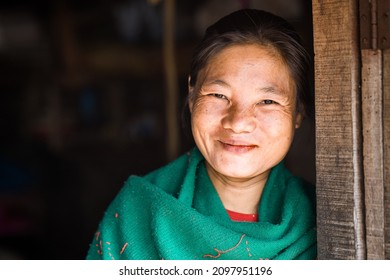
202,80,288,97
258,86,275,92
257,86,287,97
203,79,231,88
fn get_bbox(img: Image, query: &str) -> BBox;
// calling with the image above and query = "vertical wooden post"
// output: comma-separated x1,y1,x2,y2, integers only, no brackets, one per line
384,49,390,259
361,1,390,256
361,49,385,259
163,0,180,161
53,0,81,73
312,0,366,259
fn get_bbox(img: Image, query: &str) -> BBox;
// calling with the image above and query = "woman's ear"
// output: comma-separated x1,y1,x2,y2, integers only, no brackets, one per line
188,76,194,113
295,112,303,129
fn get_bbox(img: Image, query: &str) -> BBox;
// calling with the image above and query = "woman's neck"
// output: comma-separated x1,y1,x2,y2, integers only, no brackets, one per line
205,162,269,214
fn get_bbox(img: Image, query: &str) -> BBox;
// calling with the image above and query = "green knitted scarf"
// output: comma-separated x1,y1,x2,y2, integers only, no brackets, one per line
87,147,316,260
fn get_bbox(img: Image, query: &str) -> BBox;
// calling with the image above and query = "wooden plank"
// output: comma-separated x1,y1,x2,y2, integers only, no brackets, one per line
384,49,390,259
163,0,180,161
361,49,385,259
312,0,366,259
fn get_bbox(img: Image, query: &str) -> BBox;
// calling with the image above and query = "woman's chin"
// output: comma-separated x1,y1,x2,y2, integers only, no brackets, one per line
213,163,263,180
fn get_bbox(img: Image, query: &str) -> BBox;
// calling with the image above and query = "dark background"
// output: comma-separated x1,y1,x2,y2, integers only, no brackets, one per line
0,0,314,259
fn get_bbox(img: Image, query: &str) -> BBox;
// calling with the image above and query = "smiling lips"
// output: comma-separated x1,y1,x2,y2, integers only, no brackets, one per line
219,140,258,153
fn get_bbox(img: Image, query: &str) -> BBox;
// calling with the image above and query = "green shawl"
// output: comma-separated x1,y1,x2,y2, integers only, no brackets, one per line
87,147,316,260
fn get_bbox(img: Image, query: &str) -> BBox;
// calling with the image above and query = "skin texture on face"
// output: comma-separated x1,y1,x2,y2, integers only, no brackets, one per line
189,44,302,213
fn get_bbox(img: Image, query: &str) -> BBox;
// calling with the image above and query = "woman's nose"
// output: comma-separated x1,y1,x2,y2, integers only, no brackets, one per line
221,105,256,133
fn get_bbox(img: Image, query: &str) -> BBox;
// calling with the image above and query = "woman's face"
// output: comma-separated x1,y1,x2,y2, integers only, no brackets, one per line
189,44,302,181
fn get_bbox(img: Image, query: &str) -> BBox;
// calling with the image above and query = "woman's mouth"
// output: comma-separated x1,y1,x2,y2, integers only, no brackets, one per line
218,140,258,153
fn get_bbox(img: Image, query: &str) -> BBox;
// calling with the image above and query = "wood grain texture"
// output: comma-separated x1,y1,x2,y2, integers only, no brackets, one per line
312,0,366,259
362,49,385,259
384,49,390,259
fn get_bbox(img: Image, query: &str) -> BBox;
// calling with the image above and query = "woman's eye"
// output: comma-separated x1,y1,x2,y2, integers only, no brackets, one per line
260,99,277,105
210,93,227,100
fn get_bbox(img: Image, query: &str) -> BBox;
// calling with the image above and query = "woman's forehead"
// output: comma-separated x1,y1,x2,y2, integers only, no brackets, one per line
212,43,282,60
198,45,292,82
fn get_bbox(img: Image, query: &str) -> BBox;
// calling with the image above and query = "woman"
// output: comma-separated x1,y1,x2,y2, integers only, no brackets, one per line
87,9,316,260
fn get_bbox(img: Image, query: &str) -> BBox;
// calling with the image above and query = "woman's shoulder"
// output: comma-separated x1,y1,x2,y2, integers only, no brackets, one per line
122,147,203,196
286,172,316,217
272,162,316,208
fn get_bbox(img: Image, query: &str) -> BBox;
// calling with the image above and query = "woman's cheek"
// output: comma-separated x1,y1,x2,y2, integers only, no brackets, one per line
256,109,295,132
193,100,225,122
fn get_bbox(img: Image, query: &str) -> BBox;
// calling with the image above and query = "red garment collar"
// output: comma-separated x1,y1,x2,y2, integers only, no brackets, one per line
226,209,258,222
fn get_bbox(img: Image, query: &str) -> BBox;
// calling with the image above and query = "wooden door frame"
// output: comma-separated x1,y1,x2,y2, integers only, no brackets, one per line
313,0,390,259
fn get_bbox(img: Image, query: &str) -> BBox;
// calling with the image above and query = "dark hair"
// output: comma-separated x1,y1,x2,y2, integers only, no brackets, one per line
188,9,313,118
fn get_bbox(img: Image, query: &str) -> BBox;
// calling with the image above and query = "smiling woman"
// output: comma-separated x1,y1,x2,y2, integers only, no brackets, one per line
189,44,302,214
86,9,316,260
190,43,300,184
